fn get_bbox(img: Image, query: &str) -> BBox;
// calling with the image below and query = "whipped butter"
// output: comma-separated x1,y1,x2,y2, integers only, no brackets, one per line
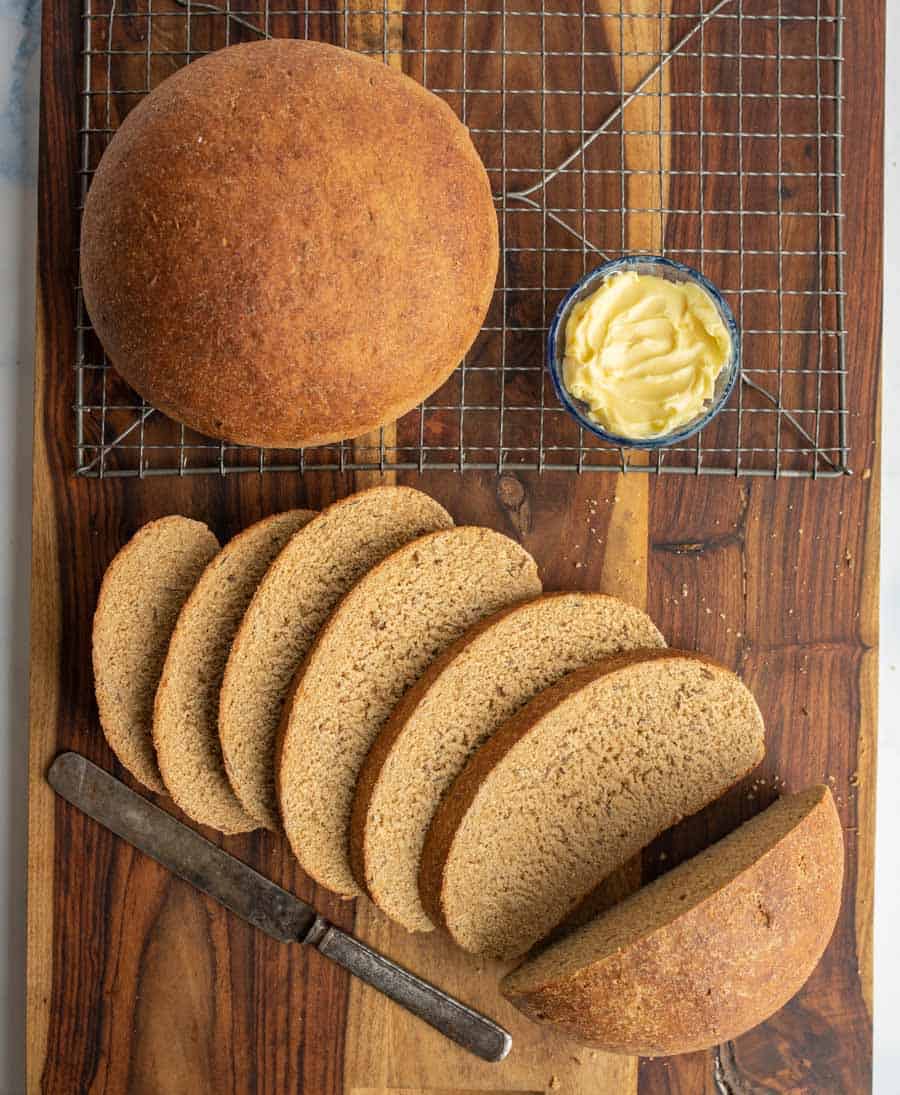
562,270,732,440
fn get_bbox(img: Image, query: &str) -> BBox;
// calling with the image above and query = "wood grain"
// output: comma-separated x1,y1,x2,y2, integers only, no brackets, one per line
28,1,881,1093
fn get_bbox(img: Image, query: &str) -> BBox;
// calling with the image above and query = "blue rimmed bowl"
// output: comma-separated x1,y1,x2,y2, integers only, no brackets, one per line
547,254,741,450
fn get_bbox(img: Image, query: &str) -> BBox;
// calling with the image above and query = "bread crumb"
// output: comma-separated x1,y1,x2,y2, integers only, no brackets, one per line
549,1076,561,1090
862,468,871,479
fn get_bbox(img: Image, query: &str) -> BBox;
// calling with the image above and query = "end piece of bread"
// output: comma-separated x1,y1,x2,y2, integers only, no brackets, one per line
350,592,665,932
219,486,453,830
501,785,843,1056
419,649,766,960
92,516,220,792
153,510,316,833
278,526,543,899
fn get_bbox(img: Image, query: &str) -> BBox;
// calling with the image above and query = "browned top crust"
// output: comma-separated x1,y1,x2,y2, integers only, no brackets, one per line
500,785,844,1056
80,39,499,448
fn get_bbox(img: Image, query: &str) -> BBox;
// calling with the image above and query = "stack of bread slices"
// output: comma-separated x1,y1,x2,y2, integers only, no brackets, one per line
92,486,843,1055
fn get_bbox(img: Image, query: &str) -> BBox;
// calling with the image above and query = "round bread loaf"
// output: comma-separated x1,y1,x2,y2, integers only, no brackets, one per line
419,649,766,960
501,785,843,1056
79,39,499,448
349,593,665,932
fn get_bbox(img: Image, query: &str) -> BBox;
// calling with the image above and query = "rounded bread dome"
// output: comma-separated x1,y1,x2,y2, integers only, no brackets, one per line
80,38,499,448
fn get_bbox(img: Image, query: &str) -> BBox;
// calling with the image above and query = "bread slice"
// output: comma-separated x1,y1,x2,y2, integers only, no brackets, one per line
153,510,316,833
219,487,453,830
350,593,666,932
501,785,843,1055
92,517,220,792
278,527,542,898
419,649,765,960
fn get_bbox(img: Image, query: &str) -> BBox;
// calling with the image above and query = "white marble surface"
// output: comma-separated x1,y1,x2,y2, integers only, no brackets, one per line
0,0,39,1091
0,4,894,1091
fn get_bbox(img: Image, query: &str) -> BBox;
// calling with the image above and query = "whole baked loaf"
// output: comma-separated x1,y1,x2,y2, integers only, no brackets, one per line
501,785,843,1055
80,39,499,448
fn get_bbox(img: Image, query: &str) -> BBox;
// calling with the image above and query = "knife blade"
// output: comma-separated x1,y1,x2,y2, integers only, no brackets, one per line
48,752,512,1063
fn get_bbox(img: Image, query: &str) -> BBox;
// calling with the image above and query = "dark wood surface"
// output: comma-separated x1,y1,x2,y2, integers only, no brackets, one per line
28,0,882,1091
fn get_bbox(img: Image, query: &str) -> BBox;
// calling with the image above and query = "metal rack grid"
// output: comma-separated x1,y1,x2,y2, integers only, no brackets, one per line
74,0,848,477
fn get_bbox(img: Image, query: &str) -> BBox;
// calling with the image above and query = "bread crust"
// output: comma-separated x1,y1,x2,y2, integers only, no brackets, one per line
80,39,499,448
500,786,844,1056
417,649,764,946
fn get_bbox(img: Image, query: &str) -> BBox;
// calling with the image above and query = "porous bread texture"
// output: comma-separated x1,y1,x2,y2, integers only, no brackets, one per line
92,516,220,792
501,786,843,1056
153,510,315,833
277,526,542,899
419,649,766,960
350,592,666,932
219,487,453,830
79,39,498,448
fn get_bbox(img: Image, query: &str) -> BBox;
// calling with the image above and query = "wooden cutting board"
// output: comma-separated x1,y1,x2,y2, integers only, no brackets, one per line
28,0,882,1091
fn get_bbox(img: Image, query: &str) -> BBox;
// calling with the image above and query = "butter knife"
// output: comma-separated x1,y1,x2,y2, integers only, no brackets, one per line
47,752,512,1063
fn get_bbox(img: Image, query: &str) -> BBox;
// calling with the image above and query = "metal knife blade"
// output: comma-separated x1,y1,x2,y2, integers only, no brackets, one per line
48,751,317,943
47,751,513,1063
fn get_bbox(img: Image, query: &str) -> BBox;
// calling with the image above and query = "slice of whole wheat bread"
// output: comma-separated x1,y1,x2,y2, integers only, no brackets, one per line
350,592,666,931
219,487,453,830
501,785,843,1056
419,649,766,960
277,526,543,898
92,516,220,792
153,509,316,833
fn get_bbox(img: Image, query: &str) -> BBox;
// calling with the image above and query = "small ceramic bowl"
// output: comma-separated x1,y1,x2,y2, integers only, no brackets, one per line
547,254,740,449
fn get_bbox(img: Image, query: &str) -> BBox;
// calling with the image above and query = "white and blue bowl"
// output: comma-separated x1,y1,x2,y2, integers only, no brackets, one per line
547,254,741,450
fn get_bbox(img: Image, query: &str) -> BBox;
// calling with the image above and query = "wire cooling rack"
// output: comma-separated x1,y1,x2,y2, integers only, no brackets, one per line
74,0,847,477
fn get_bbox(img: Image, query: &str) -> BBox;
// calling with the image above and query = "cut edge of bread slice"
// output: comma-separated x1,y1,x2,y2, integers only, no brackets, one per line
349,591,666,932
418,648,766,960
92,516,220,793
153,509,316,834
500,784,843,1056
276,525,543,899
219,486,454,831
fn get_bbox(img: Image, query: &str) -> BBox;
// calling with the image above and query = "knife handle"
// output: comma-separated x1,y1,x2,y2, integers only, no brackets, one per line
309,921,512,1063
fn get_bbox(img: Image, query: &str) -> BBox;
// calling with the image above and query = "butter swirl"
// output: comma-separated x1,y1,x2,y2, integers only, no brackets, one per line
563,270,732,440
